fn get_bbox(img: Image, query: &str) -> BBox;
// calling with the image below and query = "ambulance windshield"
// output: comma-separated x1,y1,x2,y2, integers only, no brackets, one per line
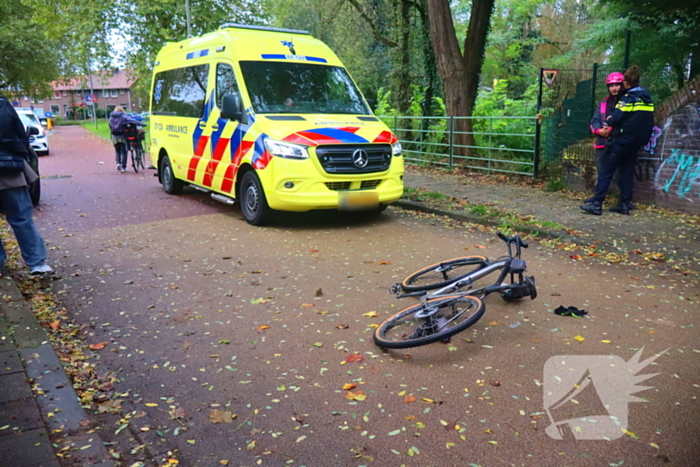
240,61,371,115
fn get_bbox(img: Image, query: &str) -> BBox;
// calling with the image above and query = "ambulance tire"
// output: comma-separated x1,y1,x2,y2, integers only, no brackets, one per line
240,171,272,226
161,156,184,195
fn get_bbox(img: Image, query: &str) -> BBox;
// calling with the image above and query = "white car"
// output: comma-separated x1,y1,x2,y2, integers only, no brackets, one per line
16,109,50,156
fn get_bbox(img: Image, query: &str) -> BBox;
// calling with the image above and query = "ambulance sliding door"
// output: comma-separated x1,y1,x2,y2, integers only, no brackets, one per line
209,62,244,195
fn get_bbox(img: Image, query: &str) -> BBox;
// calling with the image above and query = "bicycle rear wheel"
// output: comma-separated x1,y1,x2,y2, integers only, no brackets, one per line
373,295,485,349
401,256,488,292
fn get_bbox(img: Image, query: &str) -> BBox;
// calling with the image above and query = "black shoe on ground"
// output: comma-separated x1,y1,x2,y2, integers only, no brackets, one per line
580,203,602,215
625,202,635,210
582,197,594,204
609,203,629,215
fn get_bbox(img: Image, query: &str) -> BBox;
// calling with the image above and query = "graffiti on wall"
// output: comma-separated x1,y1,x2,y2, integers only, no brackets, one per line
643,126,662,155
654,149,700,200
651,101,700,201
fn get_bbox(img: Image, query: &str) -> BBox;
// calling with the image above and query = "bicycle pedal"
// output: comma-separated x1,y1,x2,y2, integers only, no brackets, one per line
389,283,401,295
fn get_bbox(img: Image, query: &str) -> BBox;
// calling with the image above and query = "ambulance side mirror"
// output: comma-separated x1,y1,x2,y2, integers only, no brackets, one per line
27,126,40,136
220,94,247,125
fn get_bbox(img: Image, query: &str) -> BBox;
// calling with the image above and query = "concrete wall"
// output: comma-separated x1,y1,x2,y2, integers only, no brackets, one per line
564,77,700,214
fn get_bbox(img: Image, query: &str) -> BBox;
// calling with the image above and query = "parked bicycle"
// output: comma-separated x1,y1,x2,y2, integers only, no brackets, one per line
123,122,146,173
373,231,537,349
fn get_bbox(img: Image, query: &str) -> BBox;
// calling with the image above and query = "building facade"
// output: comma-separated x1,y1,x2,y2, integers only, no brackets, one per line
21,69,145,120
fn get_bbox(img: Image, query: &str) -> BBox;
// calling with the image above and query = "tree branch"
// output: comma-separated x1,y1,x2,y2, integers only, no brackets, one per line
345,0,399,48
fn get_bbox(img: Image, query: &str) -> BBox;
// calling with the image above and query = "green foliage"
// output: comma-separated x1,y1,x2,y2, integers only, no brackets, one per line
544,178,566,192
473,79,537,154
0,0,62,97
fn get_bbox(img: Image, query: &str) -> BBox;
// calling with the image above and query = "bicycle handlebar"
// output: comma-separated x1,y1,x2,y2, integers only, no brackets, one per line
496,231,528,248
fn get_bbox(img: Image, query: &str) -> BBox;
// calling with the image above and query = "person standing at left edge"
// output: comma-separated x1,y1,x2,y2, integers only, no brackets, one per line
0,93,52,275
580,65,654,215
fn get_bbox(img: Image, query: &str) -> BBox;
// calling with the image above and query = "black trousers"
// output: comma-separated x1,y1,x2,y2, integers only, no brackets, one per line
591,146,639,205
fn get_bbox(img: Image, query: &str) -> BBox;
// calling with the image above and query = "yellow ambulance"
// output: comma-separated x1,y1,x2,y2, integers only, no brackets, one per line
150,23,404,225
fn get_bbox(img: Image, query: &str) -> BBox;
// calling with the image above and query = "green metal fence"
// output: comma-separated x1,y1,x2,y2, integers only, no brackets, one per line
378,115,538,176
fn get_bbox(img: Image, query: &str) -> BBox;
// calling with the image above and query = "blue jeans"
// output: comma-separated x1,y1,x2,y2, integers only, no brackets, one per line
115,142,127,169
0,186,47,269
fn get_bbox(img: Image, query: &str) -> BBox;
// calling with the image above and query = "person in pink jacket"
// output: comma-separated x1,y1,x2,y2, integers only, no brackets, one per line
582,72,624,205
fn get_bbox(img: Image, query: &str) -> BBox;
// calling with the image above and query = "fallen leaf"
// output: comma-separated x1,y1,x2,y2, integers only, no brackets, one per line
346,354,364,363
257,325,270,331
89,342,106,350
345,390,367,401
377,261,391,265
315,288,323,296
335,324,349,329
363,311,378,318
302,303,315,308
403,395,417,404
49,320,60,330
343,383,357,390
574,335,586,342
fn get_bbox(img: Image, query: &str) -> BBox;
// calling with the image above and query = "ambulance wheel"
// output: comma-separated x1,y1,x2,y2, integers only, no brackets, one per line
240,171,272,226
161,156,184,195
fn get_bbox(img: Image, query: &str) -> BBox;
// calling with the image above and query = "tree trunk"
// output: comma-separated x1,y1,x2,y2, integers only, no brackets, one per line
394,0,413,115
426,0,495,158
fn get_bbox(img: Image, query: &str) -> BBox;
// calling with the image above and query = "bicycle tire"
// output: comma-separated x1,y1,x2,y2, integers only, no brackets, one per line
137,143,146,169
131,145,139,173
373,295,485,349
401,256,488,292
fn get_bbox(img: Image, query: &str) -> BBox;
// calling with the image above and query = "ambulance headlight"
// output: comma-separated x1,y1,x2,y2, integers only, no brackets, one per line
392,142,402,156
264,139,309,160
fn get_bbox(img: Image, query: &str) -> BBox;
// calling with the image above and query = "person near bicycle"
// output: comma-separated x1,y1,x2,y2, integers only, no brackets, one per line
581,66,653,215
109,106,142,173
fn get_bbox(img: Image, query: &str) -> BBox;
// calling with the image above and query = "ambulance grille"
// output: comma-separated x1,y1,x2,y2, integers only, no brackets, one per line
316,144,392,174
325,182,351,191
361,179,382,189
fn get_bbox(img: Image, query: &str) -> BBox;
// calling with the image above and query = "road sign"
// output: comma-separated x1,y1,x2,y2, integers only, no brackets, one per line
85,94,98,103
45,111,53,118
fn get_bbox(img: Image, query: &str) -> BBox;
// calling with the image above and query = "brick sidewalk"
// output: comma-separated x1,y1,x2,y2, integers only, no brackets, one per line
0,274,113,467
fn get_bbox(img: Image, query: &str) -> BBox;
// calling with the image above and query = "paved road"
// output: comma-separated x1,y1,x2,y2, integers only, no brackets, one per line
34,126,700,466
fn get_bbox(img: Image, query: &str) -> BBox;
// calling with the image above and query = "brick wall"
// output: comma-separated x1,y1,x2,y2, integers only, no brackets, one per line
564,77,700,214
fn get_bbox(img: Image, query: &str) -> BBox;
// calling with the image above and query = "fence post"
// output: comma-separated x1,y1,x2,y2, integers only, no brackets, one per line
487,118,492,174
393,115,397,135
591,63,598,119
448,117,454,170
534,68,543,178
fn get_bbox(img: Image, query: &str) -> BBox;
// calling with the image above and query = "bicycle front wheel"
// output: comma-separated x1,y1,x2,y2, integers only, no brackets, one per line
136,143,145,169
373,295,485,349
131,146,139,173
401,256,488,292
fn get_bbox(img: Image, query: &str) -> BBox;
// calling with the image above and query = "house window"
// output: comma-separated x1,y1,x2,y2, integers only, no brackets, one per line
119,89,125,95
54,91,61,99
51,105,60,114
111,89,118,97
23,96,29,101
62,91,67,96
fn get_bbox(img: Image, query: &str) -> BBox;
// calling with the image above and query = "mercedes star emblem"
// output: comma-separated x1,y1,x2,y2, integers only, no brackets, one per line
352,149,369,168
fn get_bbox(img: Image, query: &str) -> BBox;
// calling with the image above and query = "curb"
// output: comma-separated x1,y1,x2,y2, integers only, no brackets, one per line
393,199,576,243
0,276,114,466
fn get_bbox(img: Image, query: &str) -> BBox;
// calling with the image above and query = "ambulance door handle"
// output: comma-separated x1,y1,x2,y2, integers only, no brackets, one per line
198,122,206,129
210,125,220,130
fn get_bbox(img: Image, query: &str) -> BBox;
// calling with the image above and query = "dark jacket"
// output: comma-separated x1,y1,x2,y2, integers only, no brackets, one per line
108,111,139,136
0,96,31,159
589,95,618,149
607,87,654,154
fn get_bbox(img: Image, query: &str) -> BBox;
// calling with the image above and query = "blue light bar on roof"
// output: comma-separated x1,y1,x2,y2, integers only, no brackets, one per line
186,49,209,60
261,54,327,63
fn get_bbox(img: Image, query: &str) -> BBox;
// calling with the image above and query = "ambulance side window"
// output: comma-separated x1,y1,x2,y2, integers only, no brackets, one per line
152,64,209,118
216,63,240,109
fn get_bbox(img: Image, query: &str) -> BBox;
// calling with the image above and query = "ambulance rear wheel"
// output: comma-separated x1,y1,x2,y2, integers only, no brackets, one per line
161,156,184,195
240,171,272,226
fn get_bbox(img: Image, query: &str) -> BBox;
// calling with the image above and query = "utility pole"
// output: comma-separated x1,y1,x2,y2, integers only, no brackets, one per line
87,52,97,129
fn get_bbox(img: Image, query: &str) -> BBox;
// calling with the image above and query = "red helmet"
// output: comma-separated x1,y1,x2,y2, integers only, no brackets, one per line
606,72,624,85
